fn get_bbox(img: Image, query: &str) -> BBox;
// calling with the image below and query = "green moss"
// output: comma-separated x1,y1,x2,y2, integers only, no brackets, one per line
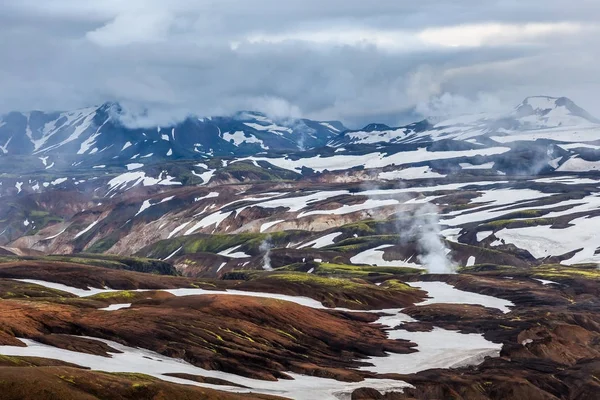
379,279,418,291
88,291,137,301
4,254,178,276
479,217,553,231
461,263,600,281
132,383,148,389
29,210,50,218
221,270,261,281
263,271,416,295
139,230,310,260
0,355,27,366
58,375,77,384
0,281,75,299
338,221,377,236
240,330,256,343
328,235,401,253
46,256,125,269
459,264,517,274
219,328,255,343
186,235,250,254
441,203,481,212
501,209,546,219
275,329,297,341
86,235,120,253
24,210,64,235
267,272,368,289
108,372,155,381
199,328,224,342
531,264,600,280
222,161,301,182
314,262,421,276
141,234,250,260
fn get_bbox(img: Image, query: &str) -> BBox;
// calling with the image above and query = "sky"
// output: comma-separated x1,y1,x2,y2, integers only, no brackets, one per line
1,0,599,128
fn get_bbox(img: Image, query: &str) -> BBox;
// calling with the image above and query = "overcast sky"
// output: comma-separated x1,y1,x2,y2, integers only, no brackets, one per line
1,0,599,127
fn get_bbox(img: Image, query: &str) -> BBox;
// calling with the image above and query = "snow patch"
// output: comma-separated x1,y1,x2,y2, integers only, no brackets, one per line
74,220,101,239
126,163,144,171
351,245,422,268
260,220,285,233
379,166,446,180
218,245,251,258
99,304,132,311
298,232,343,249
408,281,513,312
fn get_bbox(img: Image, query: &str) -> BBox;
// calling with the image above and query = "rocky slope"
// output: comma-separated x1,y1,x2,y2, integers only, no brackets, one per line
0,257,596,399
0,96,598,399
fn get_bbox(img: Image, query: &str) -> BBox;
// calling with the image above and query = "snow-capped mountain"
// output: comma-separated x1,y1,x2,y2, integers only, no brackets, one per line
514,96,600,127
2,95,600,200
2,96,598,178
0,103,345,160
333,96,600,147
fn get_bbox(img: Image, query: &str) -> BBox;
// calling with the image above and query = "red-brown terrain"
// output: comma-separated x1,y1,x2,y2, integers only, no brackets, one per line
1,96,600,399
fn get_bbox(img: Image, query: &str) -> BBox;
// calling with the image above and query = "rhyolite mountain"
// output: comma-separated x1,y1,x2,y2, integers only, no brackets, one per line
0,102,345,160
2,95,600,261
0,95,599,400
333,96,600,146
1,96,599,180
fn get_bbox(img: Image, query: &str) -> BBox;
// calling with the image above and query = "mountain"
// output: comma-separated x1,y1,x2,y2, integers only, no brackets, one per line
2,96,599,181
514,96,600,125
0,96,599,400
0,103,345,160
334,96,600,146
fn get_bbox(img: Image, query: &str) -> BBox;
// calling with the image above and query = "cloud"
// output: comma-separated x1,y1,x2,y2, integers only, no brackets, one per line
414,93,508,118
417,22,588,48
243,22,591,51
86,12,174,47
1,1,599,128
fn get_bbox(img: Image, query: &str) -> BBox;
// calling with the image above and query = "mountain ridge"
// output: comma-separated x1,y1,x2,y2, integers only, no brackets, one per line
2,96,597,162
0,103,347,160
1,95,600,199
334,96,600,147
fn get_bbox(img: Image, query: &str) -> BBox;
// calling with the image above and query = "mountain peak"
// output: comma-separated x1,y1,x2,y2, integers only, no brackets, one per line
98,101,121,112
515,96,599,125
362,123,392,132
520,96,562,111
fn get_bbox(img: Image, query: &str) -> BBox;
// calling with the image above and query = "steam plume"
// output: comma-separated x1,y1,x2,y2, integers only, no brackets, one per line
259,235,273,271
362,181,456,274
403,203,456,274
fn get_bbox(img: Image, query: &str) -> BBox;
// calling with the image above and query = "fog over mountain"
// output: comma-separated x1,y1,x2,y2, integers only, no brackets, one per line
1,1,599,127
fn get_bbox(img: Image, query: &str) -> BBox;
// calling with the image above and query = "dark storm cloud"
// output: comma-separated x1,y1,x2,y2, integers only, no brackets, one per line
1,0,599,127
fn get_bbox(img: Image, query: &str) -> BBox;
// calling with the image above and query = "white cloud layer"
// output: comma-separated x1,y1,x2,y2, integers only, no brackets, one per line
1,0,599,127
